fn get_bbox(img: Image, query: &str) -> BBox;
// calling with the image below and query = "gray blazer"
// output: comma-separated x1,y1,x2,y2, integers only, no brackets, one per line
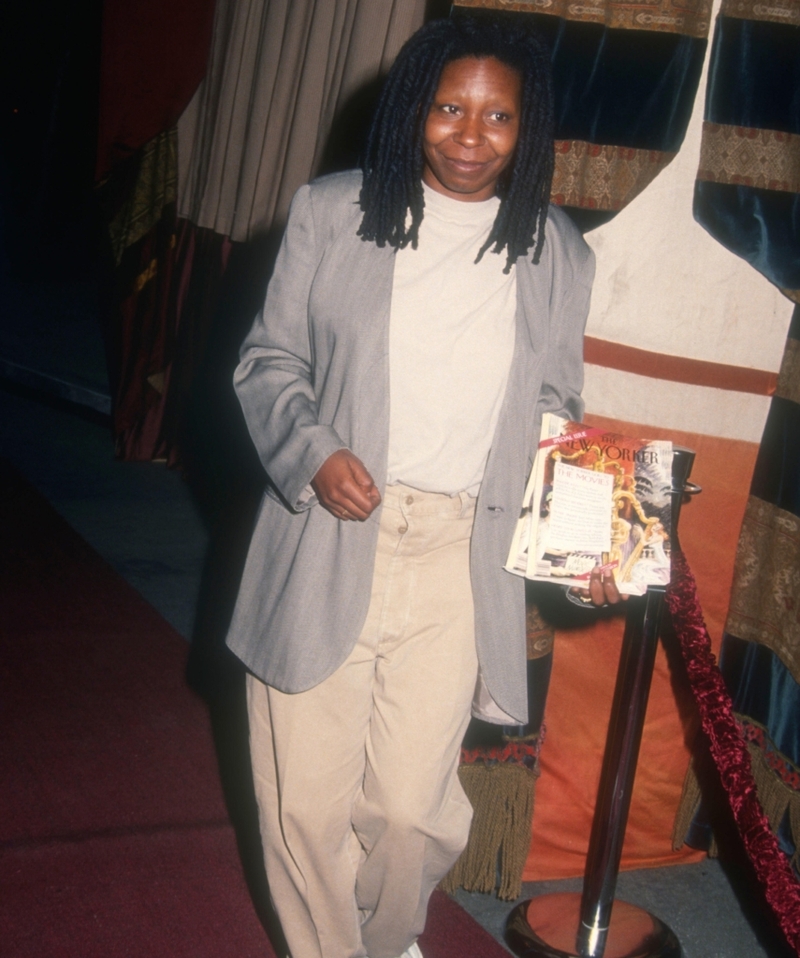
226,170,594,724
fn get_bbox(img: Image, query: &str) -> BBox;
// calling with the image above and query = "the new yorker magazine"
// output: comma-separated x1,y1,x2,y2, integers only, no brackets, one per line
506,414,674,596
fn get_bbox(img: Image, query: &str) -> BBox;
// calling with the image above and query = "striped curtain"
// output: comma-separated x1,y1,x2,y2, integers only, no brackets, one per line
453,0,797,886
457,0,713,228
674,0,800,874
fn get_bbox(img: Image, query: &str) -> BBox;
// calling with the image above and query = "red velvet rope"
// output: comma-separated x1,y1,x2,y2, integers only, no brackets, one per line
666,549,800,954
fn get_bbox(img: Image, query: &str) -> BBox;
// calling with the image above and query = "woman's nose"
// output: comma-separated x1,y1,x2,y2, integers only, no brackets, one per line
454,113,483,147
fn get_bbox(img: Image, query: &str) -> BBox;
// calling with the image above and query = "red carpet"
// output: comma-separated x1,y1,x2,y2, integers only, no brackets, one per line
0,460,508,957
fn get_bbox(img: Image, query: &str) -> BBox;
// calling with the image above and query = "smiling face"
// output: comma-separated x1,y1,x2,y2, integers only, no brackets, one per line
422,56,522,203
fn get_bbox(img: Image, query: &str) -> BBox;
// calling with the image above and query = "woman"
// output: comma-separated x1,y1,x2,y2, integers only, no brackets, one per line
227,14,611,958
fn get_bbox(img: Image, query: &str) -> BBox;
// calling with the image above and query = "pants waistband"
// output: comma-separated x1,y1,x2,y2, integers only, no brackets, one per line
382,482,476,520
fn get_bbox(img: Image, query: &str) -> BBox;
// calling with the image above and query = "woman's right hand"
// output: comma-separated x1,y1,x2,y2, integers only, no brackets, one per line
311,450,382,521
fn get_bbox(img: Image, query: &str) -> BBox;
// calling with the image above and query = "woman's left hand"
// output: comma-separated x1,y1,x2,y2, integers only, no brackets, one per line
569,566,626,606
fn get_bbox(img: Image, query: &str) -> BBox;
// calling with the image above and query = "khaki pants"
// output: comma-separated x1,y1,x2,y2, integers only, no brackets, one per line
247,483,479,958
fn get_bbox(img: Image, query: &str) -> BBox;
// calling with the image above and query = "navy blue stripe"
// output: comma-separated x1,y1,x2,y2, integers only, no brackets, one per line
694,181,800,290
520,14,707,152
706,17,800,134
719,633,800,867
720,634,800,769
750,396,800,517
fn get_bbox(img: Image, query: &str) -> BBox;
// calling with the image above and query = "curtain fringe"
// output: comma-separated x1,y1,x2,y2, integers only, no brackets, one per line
747,742,800,875
440,764,537,901
671,754,719,857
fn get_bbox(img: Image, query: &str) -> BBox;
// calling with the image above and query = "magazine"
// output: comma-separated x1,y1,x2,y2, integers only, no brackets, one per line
506,414,674,596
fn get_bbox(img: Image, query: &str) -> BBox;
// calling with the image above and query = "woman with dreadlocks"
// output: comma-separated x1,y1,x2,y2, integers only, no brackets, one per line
226,13,611,958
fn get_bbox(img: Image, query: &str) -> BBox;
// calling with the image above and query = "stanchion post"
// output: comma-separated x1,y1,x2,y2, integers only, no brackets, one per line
505,449,698,958
576,585,666,956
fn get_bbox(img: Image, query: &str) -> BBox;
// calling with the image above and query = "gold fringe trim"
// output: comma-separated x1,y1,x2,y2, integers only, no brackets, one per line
672,755,702,849
674,728,800,870
746,739,800,873
453,0,712,37
441,764,538,901
672,755,719,856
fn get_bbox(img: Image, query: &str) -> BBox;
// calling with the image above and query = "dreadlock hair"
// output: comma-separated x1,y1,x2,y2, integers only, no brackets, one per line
357,13,555,273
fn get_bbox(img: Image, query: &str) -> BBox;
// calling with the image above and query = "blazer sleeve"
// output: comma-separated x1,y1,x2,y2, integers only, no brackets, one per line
233,185,347,511
536,211,596,424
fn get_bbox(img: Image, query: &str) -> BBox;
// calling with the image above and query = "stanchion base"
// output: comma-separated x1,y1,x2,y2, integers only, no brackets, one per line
505,893,681,958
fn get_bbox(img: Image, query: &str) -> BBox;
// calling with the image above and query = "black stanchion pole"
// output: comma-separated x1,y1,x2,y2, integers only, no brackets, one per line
504,449,698,958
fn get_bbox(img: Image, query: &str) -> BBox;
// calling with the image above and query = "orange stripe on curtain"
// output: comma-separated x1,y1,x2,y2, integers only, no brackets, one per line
584,336,779,395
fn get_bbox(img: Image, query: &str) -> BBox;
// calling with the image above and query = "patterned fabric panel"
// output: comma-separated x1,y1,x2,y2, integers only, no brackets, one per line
698,124,800,194
105,129,178,266
725,496,800,682
551,141,676,212
455,0,713,37
721,0,800,27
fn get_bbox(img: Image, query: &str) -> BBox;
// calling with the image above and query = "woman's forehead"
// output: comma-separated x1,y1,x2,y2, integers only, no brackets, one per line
434,56,523,99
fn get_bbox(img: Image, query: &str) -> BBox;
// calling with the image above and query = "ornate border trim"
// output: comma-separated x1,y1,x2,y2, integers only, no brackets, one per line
550,139,676,210
721,0,800,26
726,496,800,686
454,0,712,37
698,122,800,194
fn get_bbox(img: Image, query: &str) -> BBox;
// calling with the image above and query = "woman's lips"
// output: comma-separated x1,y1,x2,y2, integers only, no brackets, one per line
442,156,488,173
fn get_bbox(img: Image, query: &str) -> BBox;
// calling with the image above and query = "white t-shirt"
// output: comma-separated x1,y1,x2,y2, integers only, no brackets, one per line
386,184,517,496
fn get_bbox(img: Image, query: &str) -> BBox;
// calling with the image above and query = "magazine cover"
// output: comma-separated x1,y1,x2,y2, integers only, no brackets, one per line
506,414,674,596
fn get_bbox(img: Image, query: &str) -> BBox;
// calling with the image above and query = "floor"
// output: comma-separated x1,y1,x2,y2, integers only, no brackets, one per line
1,267,793,958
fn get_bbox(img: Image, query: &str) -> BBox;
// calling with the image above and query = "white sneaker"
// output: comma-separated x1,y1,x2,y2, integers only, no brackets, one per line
369,941,423,958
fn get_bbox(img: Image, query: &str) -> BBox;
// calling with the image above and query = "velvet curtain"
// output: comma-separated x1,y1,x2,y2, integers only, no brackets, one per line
456,0,712,228
694,0,800,293
669,0,800,879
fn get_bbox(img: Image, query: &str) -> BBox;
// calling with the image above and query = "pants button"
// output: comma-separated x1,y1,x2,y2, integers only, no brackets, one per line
405,495,414,505
398,524,408,534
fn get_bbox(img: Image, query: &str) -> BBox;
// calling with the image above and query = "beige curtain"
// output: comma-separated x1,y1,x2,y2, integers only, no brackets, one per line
177,0,427,242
